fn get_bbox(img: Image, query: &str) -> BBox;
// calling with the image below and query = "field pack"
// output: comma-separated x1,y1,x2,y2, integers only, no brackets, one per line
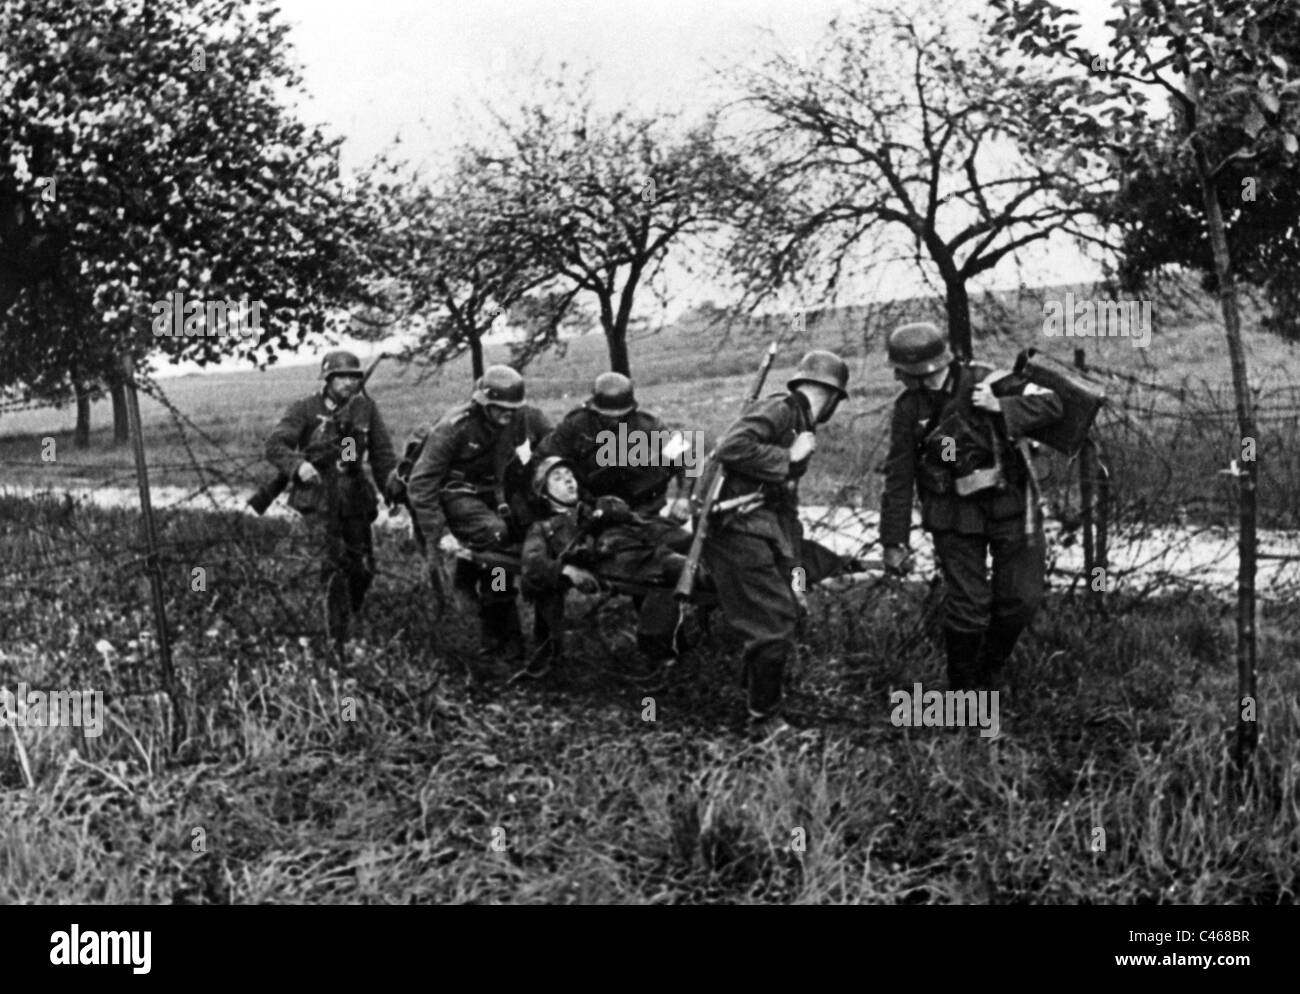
1010,349,1107,457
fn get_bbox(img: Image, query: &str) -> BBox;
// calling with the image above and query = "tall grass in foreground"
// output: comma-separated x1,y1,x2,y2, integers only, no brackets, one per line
0,497,1296,903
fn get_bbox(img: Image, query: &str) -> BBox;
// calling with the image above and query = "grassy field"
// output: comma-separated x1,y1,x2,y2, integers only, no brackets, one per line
1,282,1297,525
1,286,1297,904
0,494,1295,903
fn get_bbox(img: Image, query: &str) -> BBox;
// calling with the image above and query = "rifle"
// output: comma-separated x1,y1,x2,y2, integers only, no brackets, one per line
247,353,388,515
674,341,778,602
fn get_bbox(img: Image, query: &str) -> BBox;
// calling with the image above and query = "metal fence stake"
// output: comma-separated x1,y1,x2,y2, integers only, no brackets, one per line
121,355,183,751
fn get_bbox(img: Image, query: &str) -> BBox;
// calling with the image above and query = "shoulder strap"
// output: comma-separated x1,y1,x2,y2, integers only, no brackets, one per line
918,368,964,444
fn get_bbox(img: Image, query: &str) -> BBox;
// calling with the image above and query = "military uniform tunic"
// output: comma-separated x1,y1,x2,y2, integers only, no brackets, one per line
403,400,552,657
879,361,1063,635
702,390,818,717
405,401,553,552
264,390,397,643
536,406,685,515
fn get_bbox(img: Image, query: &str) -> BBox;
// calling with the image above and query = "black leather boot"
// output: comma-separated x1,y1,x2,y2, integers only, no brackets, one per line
944,628,986,691
475,598,524,679
744,643,786,719
978,620,1025,685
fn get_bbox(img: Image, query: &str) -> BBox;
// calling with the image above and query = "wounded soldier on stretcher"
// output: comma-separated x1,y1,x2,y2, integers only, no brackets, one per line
518,455,691,687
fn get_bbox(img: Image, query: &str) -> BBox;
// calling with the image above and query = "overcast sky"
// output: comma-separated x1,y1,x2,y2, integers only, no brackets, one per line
228,0,1123,370
278,0,858,173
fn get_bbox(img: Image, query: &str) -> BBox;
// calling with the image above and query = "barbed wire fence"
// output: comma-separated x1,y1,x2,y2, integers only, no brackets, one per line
804,351,1300,606
1,341,1297,758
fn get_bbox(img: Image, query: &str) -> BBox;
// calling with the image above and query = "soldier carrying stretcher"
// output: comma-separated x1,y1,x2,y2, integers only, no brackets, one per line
401,365,552,677
702,349,850,736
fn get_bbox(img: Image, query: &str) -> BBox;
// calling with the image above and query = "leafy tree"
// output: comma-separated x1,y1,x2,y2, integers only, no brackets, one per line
0,0,381,441
1095,7,1300,340
991,0,1300,765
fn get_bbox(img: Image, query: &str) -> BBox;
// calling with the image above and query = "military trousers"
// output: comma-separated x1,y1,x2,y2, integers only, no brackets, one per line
314,513,375,643
703,525,800,717
532,585,681,663
930,513,1046,635
440,492,523,654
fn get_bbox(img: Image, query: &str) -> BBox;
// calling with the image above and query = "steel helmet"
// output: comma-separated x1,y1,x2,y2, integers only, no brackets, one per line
471,364,526,408
588,372,637,416
787,350,849,399
532,455,575,499
887,322,953,376
320,350,363,380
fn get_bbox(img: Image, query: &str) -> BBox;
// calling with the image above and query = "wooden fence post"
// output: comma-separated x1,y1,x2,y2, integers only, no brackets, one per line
121,355,183,749
1075,349,1102,610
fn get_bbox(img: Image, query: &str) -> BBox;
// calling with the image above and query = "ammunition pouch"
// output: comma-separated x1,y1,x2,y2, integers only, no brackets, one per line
919,400,1019,499
916,457,954,496
954,462,1006,497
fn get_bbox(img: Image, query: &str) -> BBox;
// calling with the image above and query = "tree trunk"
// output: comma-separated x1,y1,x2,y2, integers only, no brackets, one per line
1190,81,1258,768
468,325,484,381
924,225,973,357
946,275,977,361
610,266,641,376
1075,349,1103,613
596,293,630,375
74,381,91,449
605,326,630,376
109,375,130,445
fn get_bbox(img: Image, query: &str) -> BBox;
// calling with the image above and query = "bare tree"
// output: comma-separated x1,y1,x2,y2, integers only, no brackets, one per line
729,6,1113,358
470,72,758,375
363,149,575,380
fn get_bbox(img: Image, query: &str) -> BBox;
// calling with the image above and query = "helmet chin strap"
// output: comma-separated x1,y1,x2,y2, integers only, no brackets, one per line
817,394,841,424
547,475,580,508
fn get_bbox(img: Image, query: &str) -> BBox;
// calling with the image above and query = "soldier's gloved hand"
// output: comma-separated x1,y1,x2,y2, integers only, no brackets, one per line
562,565,600,594
666,496,693,523
296,461,321,485
592,495,632,524
789,431,817,463
883,545,913,577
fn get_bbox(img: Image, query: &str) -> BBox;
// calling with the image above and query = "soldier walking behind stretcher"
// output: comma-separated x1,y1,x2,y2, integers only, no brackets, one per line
264,350,397,658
